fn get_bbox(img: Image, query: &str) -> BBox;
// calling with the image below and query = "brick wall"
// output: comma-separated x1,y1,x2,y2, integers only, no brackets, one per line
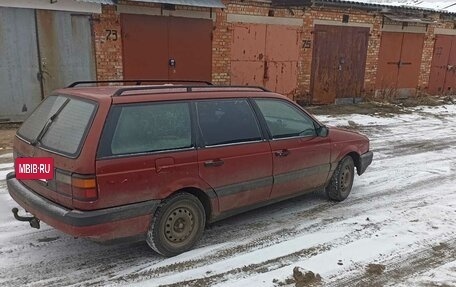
212,9,231,85
419,24,436,91
92,5,123,80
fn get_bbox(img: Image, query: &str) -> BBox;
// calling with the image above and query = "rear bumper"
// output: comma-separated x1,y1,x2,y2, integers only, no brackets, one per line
6,172,160,241
358,151,373,175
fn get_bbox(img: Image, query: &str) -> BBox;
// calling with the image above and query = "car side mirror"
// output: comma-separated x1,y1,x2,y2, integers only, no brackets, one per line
317,126,329,137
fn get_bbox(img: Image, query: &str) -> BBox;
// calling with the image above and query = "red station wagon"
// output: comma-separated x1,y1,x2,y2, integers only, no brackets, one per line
7,80,373,256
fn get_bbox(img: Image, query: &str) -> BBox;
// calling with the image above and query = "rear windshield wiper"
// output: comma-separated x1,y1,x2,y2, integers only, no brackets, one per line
31,98,70,146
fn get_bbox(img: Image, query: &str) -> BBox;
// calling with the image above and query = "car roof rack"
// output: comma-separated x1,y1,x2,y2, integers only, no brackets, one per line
112,85,271,97
67,79,213,88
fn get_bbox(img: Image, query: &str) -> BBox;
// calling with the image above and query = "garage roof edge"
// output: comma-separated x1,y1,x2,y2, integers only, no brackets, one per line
125,0,225,8
75,0,115,4
273,0,456,15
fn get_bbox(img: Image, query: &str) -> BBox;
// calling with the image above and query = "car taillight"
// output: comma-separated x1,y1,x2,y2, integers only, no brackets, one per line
55,170,72,196
56,171,98,201
72,175,98,201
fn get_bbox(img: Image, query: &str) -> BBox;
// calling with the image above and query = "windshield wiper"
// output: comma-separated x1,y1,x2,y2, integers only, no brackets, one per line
31,98,70,146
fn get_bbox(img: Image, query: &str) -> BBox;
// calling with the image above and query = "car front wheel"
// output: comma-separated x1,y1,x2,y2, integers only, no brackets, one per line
326,156,355,201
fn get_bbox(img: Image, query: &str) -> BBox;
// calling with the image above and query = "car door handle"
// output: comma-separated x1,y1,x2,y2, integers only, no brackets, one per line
274,149,290,157
204,159,224,167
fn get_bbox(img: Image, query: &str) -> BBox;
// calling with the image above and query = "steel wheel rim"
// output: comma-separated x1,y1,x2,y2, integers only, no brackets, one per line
164,207,195,243
340,165,352,193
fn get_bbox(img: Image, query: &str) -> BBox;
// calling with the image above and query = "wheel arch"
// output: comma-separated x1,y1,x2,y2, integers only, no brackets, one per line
173,187,213,222
345,151,361,175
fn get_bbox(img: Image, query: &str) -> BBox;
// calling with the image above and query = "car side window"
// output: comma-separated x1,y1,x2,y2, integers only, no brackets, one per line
255,99,316,139
196,99,262,146
108,102,192,155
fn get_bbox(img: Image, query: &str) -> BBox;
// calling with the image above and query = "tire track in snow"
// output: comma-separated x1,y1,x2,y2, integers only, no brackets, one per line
374,138,456,155
0,241,159,287
103,218,386,287
2,106,456,286
111,180,456,287
171,185,456,287
2,172,452,287
81,175,456,286
329,238,456,287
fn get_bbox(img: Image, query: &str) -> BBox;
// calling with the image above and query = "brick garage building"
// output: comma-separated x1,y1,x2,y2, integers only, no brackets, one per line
92,0,456,104
1,0,456,121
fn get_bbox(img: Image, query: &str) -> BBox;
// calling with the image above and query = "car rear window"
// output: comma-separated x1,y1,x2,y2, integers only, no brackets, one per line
17,95,96,157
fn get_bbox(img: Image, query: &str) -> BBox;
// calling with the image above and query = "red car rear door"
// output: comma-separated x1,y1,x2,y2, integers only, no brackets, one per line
196,99,273,213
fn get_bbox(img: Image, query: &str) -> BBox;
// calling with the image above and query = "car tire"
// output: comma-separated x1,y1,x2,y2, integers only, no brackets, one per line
146,193,206,257
325,156,355,202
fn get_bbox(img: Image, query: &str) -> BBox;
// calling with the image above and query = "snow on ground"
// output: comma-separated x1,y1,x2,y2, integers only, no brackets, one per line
396,260,456,287
0,105,455,286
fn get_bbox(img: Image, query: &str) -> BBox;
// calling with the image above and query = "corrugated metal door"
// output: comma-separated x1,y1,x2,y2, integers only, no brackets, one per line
311,25,369,104
0,7,42,122
121,15,212,81
376,32,424,91
37,10,96,96
230,23,300,96
121,14,169,79
429,35,456,94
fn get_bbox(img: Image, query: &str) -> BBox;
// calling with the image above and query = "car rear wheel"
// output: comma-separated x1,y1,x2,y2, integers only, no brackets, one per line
146,193,205,257
326,156,355,202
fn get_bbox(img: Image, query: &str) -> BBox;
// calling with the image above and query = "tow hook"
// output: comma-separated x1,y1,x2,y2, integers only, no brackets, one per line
12,208,41,229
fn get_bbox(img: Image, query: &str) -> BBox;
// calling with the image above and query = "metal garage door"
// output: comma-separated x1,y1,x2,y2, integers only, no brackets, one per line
121,14,212,81
36,10,96,96
429,34,456,95
0,7,41,122
375,32,425,95
311,25,369,104
0,7,96,122
230,23,300,96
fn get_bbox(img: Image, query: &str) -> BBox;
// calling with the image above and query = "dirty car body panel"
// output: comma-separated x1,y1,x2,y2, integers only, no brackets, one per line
7,83,373,250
